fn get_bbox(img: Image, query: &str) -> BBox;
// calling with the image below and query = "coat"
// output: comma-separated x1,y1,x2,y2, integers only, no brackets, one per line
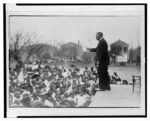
90,38,110,67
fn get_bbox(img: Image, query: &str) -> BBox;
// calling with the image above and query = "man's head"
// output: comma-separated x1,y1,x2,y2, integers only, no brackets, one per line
96,32,103,41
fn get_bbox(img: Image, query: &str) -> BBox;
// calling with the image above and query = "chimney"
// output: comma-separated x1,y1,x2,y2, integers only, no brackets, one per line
78,40,80,46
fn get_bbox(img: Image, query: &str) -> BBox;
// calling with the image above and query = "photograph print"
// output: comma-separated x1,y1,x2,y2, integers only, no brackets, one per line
5,4,146,117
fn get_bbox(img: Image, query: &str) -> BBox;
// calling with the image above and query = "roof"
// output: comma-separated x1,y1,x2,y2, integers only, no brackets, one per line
60,42,83,57
62,42,78,47
110,39,129,47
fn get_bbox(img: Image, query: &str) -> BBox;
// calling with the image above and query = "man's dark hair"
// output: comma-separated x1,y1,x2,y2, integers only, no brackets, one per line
96,32,103,37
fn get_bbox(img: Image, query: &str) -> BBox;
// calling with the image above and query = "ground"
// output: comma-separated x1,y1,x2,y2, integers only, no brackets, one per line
108,66,141,83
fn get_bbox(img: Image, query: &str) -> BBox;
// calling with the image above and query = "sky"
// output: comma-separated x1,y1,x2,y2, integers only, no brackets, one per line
10,16,141,50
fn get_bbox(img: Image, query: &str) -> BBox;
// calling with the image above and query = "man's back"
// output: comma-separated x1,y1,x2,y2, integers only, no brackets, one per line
96,38,110,66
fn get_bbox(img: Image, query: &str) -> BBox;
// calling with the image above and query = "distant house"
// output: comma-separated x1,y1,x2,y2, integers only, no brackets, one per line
110,39,129,65
60,41,83,62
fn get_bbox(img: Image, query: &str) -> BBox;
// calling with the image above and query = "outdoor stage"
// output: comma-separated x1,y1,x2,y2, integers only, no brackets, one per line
89,84,141,107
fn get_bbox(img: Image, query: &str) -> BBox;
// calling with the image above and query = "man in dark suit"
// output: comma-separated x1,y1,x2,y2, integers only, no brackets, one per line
87,32,111,91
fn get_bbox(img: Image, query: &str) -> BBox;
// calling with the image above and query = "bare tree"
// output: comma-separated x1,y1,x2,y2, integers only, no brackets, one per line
9,31,44,69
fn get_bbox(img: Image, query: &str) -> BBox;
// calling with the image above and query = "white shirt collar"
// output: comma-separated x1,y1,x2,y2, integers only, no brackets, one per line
99,37,104,41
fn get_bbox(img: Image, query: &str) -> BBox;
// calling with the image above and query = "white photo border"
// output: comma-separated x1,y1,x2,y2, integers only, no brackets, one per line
4,3,147,117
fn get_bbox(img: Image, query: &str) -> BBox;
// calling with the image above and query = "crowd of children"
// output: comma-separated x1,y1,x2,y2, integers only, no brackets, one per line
9,64,98,108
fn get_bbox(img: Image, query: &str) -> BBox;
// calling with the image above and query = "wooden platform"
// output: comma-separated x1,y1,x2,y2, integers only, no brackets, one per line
89,85,141,107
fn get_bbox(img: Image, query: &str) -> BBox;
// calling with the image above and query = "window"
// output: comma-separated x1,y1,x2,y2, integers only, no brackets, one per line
124,47,128,52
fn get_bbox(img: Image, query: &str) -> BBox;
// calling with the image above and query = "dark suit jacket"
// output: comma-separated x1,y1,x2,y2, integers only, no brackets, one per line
90,38,110,67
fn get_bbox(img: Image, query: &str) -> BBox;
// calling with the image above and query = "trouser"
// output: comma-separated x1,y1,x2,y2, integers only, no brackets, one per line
97,66,110,89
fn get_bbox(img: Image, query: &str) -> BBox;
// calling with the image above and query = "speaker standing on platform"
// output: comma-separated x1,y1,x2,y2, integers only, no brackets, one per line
87,32,111,91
